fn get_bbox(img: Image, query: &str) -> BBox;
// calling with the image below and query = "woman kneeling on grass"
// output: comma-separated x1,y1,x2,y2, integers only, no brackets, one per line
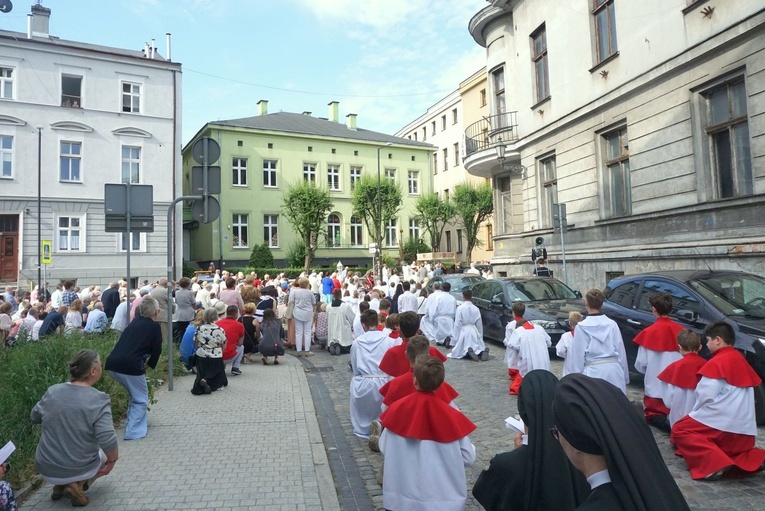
31,349,119,507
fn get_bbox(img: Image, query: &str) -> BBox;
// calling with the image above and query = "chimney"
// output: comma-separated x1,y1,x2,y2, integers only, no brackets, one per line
346,113,357,130
257,100,268,116
30,3,51,38
328,101,339,122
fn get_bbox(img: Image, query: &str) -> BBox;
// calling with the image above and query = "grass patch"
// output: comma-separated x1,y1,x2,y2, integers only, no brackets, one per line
0,330,187,489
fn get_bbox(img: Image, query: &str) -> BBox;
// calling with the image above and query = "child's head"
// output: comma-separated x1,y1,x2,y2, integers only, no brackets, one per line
568,310,583,328
385,313,399,331
406,335,431,366
649,293,673,316
585,289,605,311
359,301,370,314
677,329,701,353
442,282,451,293
414,355,445,392
379,298,391,313
511,301,526,318
398,311,420,338
704,321,735,352
361,309,379,331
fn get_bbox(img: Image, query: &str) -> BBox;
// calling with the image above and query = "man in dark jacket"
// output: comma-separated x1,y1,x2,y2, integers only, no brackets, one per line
101,282,121,319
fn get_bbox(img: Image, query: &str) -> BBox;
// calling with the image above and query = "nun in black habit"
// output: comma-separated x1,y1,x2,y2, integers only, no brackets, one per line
472,370,589,511
552,373,690,511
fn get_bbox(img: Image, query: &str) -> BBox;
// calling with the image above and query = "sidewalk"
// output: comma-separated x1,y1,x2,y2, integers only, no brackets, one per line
22,354,340,511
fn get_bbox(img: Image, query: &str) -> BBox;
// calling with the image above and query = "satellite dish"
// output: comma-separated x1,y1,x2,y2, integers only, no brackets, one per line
0,0,13,13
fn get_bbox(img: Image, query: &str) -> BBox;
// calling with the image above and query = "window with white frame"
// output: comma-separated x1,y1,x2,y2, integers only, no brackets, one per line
445,230,452,252
453,143,460,166
350,166,362,190
540,155,558,227
263,159,277,187
532,24,550,103
327,164,340,191
233,157,247,186
385,168,396,181
443,148,448,171
441,115,447,131
408,170,419,195
121,82,141,113
57,215,84,251
492,67,506,115
702,78,752,199
303,163,316,184
264,214,278,248
119,232,143,251
121,146,140,184
61,75,82,108
409,218,420,241
350,215,363,247
385,219,398,247
232,213,249,248
603,127,631,217
593,0,618,64
0,67,14,100
0,135,12,178
452,108,458,125
60,141,82,182
327,213,341,247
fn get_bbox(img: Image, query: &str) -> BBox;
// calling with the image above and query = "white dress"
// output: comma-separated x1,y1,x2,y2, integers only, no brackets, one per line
447,301,485,359
569,314,629,394
328,301,356,348
349,330,396,438
425,291,456,344
635,346,682,400
555,331,578,377
506,324,551,376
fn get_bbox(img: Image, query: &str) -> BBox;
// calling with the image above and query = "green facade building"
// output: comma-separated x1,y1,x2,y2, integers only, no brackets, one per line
182,101,435,268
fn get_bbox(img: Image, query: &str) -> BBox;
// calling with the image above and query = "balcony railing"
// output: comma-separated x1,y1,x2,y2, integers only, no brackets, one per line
464,112,519,157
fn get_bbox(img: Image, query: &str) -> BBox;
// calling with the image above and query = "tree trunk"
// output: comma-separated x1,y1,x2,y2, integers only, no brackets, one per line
304,240,312,274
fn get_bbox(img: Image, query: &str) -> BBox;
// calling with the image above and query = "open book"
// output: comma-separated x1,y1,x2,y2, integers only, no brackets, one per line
0,441,15,465
504,415,525,434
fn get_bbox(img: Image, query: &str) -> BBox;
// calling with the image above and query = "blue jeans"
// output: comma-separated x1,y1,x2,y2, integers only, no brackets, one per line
108,370,149,440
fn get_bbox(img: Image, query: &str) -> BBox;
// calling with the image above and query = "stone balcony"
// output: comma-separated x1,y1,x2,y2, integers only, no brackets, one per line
463,111,521,178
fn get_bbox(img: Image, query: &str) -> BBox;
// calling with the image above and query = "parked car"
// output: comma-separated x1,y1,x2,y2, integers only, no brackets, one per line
425,274,484,304
471,277,585,348
602,270,765,424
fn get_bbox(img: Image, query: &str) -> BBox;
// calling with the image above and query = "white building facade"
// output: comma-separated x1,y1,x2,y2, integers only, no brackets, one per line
0,4,182,288
466,0,765,289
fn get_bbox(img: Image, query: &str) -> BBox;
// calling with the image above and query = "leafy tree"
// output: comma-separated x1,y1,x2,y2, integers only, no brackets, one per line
285,239,314,268
414,193,455,251
401,237,431,265
351,174,403,270
281,180,334,273
249,243,274,268
453,182,494,263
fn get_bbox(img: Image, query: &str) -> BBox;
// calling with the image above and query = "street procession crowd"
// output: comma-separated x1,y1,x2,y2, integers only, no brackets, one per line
1,259,765,510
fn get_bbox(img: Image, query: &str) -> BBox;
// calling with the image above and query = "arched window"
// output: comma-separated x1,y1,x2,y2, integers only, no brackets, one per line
350,216,363,247
327,213,341,248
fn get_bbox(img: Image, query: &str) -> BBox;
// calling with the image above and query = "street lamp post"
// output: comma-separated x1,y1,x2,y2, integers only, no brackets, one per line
376,142,392,279
37,126,43,296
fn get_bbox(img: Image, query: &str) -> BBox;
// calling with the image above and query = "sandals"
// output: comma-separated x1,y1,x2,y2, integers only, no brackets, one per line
274,357,280,365
262,357,269,365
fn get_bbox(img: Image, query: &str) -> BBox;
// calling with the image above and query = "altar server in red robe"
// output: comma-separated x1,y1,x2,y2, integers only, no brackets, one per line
379,311,446,378
379,355,476,511
671,321,765,480
657,329,707,429
633,293,683,431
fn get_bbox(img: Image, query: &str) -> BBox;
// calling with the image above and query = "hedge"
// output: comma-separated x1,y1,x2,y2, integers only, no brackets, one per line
225,266,372,279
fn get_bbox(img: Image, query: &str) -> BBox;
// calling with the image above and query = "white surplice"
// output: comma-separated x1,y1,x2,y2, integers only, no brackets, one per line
328,301,356,348
506,323,551,376
349,330,396,438
569,314,630,394
635,347,682,399
555,330,578,377
380,429,475,511
425,290,456,344
690,377,757,435
447,301,485,359
503,320,519,369
662,382,699,428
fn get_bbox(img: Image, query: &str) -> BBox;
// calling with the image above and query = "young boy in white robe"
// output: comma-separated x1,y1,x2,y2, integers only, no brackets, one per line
503,302,527,394
555,311,582,377
506,319,552,395
447,288,488,361
380,355,476,511
352,301,370,339
657,329,707,429
349,309,396,438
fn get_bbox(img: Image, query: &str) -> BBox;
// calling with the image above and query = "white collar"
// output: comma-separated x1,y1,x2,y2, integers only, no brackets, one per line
586,469,611,490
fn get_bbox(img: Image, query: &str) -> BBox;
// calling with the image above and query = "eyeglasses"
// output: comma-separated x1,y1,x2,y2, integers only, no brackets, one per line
549,426,560,441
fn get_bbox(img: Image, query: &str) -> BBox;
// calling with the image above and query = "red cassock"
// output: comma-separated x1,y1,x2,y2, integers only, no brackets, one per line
508,322,535,395
671,346,765,480
380,368,459,407
380,390,476,443
379,338,447,378
657,353,707,390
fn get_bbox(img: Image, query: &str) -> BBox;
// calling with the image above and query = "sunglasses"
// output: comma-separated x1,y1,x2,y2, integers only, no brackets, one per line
549,426,560,441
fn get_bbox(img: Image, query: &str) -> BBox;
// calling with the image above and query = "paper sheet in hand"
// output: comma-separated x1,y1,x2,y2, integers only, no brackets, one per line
505,415,525,434
0,442,15,464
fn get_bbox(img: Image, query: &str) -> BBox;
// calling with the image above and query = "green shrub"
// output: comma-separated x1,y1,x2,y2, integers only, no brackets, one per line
285,240,314,268
0,331,186,489
224,266,371,279
401,238,431,265
248,243,274,268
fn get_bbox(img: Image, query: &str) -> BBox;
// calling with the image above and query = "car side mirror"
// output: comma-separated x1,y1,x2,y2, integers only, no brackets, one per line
574,290,582,298
676,309,699,322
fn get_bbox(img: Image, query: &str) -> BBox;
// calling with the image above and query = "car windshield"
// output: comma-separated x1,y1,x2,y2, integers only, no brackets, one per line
442,275,482,290
689,273,765,319
505,279,577,302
